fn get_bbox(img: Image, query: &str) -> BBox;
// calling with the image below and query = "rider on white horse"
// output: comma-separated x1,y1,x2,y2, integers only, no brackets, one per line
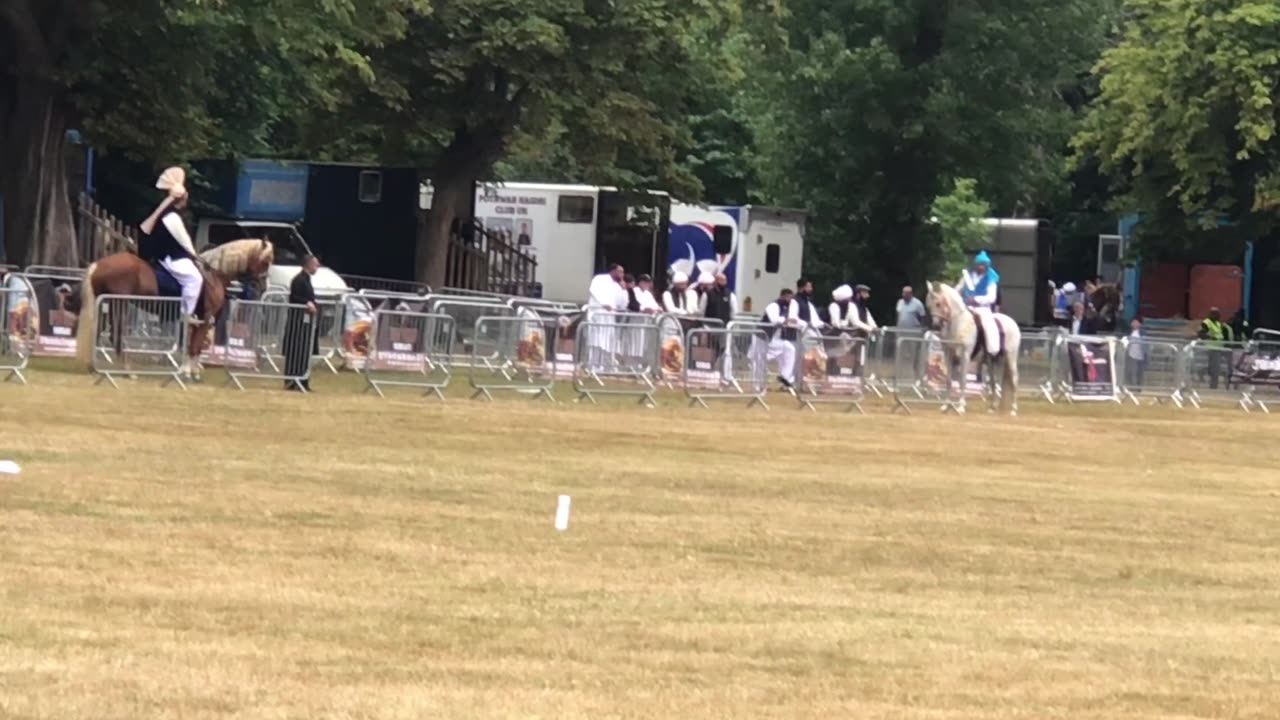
957,250,1001,355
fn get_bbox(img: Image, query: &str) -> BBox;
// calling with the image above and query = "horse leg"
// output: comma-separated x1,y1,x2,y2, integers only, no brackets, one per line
1006,353,1020,416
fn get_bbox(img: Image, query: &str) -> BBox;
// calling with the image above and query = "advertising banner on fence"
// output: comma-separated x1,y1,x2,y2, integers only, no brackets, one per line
1065,336,1119,401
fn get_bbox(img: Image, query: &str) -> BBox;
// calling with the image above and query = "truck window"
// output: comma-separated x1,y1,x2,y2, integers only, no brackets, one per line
713,225,734,256
558,195,595,224
765,243,780,273
358,171,383,203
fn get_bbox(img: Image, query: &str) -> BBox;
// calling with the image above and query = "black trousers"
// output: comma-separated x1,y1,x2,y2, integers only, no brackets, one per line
283,309,317,381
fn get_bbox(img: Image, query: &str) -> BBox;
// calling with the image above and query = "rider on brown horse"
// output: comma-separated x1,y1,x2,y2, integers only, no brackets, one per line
139,167,204,326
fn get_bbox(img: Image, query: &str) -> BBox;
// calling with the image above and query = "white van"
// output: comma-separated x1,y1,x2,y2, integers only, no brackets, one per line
195,219,349,295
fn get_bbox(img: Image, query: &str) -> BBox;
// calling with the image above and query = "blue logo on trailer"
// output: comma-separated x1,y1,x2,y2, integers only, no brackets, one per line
667,205,741,291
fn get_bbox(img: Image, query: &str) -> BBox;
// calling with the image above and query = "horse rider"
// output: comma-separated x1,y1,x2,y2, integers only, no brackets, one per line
1052,281,1076,327
139,167,203,326
957,250,1001,356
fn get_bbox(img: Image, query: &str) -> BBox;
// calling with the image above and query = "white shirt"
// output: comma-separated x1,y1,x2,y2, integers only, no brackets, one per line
848,303,877,333
895,297,926,328
634,287,662,313
662,287,699,315
787,295,824,329
162,212,197,256
588,273,626,310
1127,330,1145,360
765,301,791,327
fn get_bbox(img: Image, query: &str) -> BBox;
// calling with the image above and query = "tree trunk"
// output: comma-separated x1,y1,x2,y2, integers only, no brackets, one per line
416,171,470,290
0,75,79,267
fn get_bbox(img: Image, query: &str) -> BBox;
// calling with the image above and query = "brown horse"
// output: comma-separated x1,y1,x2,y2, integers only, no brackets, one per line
75,239,275,377
1087,281,1123,332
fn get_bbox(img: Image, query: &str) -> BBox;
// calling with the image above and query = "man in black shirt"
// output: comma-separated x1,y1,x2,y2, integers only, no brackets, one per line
284,255,320,392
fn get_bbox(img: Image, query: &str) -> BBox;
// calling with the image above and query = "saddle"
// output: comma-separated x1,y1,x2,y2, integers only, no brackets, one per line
968,309,1005,360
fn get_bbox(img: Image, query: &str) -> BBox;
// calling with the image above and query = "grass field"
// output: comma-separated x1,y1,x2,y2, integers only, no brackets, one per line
1,364,1279,719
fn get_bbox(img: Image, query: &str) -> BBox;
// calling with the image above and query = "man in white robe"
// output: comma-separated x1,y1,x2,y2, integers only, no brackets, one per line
662,272,698,315
761,288,799,389
633,274,662,314
586,263,627,370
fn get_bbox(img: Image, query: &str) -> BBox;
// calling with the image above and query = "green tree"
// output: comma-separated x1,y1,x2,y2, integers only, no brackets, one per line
0,0,419,265
1073,0,1280,251
297,0,735,287
752,0,1115,301
929,178,992,280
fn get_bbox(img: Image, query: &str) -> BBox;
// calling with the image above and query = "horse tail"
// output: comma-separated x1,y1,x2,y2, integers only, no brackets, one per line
75,263,99,369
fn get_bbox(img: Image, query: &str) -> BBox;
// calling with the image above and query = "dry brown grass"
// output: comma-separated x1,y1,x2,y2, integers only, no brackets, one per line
1,364,1279,719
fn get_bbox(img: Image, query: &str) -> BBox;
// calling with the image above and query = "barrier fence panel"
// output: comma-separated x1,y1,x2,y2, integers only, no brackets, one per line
656,315,726,389
1057,335,1123,403
363,310,454,399
795,329,867,413
1182,340,1257,411
1115,337,1187,406
17,272,83,357
1017,328,1061,401
335,291,434,370
339,273,430,296
431,299,513,369
223,300,318,391
866,327,926,398
891,334,970,414
684,327,770,409
468,315,558,401
1234,337,1280,412
91,294,187,389
0,283,33,383
573,319,660,406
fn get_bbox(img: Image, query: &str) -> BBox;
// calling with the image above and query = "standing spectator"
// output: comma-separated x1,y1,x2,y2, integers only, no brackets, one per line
1069,302,1093,336
1198,306,1230,389
633,274,662,314
1230,307,1249,342
895,286,926,329
762,288,799,389
586,263,627,371
284,255,320,392
701,272,738,323
850,284,878,338
789,277,824,331
1125,317,1147,388
695,272,716,305
662,272,698,315
828,284,855,329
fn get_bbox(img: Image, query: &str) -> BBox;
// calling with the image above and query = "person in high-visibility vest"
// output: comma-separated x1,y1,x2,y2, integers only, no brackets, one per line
1199,307,1231,390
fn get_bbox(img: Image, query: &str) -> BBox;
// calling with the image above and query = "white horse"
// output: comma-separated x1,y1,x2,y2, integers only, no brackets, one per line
924,280,1022,415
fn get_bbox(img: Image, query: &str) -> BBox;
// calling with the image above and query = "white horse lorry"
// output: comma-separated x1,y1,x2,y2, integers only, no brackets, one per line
474,181,807,310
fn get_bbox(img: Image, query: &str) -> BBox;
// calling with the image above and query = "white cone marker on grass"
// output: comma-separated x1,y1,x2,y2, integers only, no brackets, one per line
554,495,571,531
0,460,20,475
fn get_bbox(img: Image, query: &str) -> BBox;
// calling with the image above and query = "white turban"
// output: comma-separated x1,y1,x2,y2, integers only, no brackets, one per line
671,271,689,285
832,284,853,302
697,271,715,285
1063,282,1077,293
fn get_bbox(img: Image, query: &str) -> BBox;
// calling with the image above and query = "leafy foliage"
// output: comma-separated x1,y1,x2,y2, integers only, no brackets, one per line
930,178,992,280
1074,0,1280,244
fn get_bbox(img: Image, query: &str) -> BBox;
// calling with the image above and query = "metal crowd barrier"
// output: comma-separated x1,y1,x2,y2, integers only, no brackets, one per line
795,329,867,413
683,326,770,409
1056,335,1123,404
363,309,454,399
91,294,187,389
223,299,318,391
431,298,513,368
891,334,969,414
15,271,83,357
657,314,725,388
1182,340,1258,411
866,327,926,398
1115,336,1187,406
0,283,33,384
1017,328,1061,402
573,319,660,406
339,273,430,296
260,289,342,373
22,264,83,279
468,314,559,401
337,291,434,371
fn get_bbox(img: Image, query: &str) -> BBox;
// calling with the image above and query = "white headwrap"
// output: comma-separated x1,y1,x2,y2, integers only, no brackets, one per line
671,271,689,285
832,284,854,302
140,166,188,235
697,271,715,286
1063,282,1077,293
